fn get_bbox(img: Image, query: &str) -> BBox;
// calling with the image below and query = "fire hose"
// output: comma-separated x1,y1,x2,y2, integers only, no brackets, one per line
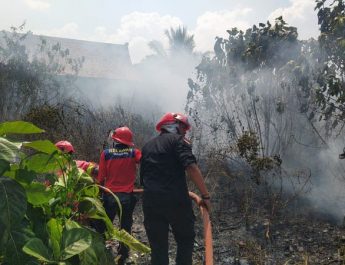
133,189,214,265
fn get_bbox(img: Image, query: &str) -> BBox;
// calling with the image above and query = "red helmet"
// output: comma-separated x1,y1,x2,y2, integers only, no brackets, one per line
55,140,75,153
156,112,191,132
111,127,134,146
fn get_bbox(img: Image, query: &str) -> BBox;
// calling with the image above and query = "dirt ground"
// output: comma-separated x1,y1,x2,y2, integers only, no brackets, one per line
106,194,345,265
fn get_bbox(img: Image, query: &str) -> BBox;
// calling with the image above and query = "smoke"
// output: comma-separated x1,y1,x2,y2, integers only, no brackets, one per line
283,138,345,223
186,29,345,223
9,26,345,224
16,31,201,117
133,53,201,112
73,39,201,117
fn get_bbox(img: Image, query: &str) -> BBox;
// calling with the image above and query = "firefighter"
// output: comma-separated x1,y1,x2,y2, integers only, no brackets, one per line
54,140,99,179
140,112,211,265
55,140,75,154
96,126,141,265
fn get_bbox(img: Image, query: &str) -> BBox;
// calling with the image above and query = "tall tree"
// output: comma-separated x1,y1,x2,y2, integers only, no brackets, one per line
314,0,345,128
186,17,324,163
165,26,195,55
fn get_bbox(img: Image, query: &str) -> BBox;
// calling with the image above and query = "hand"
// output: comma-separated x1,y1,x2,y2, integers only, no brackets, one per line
200,199,211,214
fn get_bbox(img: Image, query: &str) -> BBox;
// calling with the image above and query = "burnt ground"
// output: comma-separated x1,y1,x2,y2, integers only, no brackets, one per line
105,195,345,265
102,157,345,265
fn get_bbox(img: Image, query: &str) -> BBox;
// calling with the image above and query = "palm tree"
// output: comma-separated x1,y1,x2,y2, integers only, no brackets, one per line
165,26,195,55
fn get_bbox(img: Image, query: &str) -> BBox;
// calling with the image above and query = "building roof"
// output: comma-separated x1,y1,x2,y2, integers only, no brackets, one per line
1,31,135,80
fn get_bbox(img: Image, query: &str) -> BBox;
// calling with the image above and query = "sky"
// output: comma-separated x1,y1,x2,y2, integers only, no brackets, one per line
1,0,320,63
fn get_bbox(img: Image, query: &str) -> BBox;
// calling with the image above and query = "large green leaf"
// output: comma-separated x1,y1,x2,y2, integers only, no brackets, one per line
80,197,113,228
79,245,98,265
26,182,54,206
79,233,115,265
0,137,21,162
4,225,36,265
80,197,107,218
0,177,27,229
61,228,92,260
79,185,99,198
23,238,52,262
78,172,94,186
24,140,58,154
15,168,36,185
26,205,50,241
111,229,151,254
22,153,60,174
0,121,44,136
47,218,63,260
0,219,7,256
0,179,30,263
0,159,10,176
79,197,149,254
65,220,81,230
2,164,19,179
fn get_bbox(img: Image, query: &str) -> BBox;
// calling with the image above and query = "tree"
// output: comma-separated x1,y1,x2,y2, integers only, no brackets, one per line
185,17,328,192
165,26,195,55
0,26,155,163
145,26,196,60
313,0,345,129
185,18,321,226
187,17,310,151
0,25,82,122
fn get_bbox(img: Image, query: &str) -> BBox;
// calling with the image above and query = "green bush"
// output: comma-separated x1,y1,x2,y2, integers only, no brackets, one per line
0,121,150,265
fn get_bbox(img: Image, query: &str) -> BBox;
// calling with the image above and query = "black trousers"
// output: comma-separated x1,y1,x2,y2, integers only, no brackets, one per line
143,201,196,265
94,192,137,259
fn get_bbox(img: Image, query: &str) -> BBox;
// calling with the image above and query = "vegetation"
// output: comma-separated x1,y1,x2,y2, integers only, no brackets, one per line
0,24,83,122
146,26,196,60
314,0,345,128
165,26,195,55
185,0,344,231
0,121,149,265
1,0,345,263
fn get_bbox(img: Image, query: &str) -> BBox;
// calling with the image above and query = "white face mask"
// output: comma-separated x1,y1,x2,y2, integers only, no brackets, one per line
161,123,180,134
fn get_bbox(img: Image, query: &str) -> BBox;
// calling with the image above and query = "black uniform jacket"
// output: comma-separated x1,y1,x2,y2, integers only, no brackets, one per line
140,132,197,206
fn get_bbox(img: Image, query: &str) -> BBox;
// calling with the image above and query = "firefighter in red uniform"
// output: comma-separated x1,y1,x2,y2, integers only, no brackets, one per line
140,112,211,265
54,140,98,178
96,126,141,265
55,140,75,154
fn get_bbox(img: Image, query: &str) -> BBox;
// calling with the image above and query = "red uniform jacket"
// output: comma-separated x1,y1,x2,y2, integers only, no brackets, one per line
97,145,141,193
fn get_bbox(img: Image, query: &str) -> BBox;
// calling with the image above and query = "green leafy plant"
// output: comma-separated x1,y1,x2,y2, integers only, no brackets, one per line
0,121,150,265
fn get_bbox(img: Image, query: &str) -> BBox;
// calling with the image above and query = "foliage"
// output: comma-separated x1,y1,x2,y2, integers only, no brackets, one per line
0,121,150,265
316,0,345,73
186,17,315,223
314,0,345,127
0,25,154,164
0,25,82,122
165,26,195,55
145,25,198,63
237,131,281,184
217,16,299,70
187,17,319,158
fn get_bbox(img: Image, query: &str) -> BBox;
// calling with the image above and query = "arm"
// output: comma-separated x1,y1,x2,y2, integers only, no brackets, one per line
174,135,211,211
96,152,106,185
186,163,211,212
186,163,209,196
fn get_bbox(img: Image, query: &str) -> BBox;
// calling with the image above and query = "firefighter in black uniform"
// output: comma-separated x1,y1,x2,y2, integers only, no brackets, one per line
140,112,211,265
